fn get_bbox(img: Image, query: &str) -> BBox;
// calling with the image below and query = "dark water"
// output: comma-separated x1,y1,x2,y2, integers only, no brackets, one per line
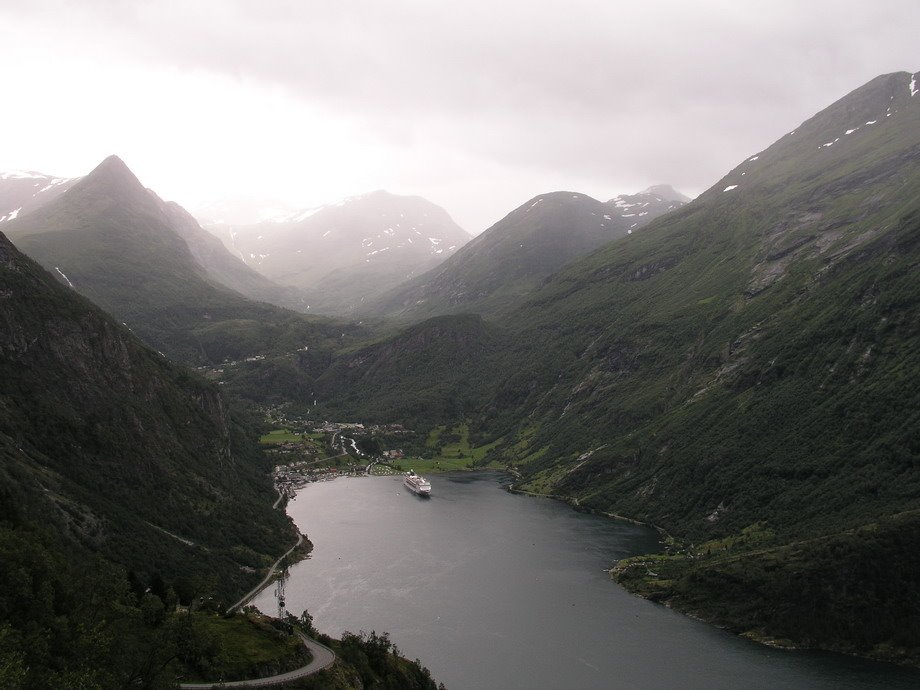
254,472,920,689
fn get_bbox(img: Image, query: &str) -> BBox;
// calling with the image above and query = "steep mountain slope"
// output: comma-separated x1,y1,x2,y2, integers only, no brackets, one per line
366,186,687,319
209,190,471,315
0,229,293,599
470,70,920,659
0,169,76,221
162,199,311,311
314,313,506,425
498,70,920,502
3,156,355,366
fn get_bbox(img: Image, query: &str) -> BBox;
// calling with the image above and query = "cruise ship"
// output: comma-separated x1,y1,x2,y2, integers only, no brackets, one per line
404,470,432,496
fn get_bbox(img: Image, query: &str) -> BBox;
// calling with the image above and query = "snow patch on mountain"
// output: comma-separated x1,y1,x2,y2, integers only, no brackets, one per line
0,208,21,223
37,179,66,193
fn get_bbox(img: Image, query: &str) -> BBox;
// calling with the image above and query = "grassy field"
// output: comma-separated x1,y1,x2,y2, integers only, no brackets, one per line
369,464,400,476
176,612,308,682
390,424,505,473
260,428,332,459
263,424,504,474
260,429,304,444
397,456,475,473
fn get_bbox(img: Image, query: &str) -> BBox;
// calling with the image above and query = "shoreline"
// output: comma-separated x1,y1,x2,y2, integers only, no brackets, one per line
504,479,920,671
228,531,310,614
256,465,920,675
504,482,669,534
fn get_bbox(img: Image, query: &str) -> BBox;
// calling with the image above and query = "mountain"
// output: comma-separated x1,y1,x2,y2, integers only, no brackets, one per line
1,160,310,313
2,156,356,366
314,313,505,425
0,169,77,221
0,229,293,598
162,199,311,312
489,69,920,515
206,190,472,315
318,70,920,662
366,186,687,319
475,70,920,660
0,229,445,688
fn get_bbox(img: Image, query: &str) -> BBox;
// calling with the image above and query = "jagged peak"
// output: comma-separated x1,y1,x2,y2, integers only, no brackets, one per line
92,154,132,175
78,155,145,197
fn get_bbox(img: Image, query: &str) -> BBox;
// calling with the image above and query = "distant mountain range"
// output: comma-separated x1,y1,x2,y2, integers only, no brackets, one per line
365,185,688,319
203,190,472,315
1,166,688,323
0,159,311,314
0,156,359,367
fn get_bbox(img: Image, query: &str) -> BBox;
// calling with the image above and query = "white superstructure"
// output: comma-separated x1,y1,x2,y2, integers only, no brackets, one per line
404,470,431,496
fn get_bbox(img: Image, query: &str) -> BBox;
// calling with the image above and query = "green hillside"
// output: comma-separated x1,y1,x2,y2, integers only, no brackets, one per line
466,71,920,658
0,225,444,687
314,313,505,426
495,71,920,533
0,230,294,600
3,156,359,367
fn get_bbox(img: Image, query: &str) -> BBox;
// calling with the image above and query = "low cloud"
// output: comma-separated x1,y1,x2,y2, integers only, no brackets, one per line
2,0,918,231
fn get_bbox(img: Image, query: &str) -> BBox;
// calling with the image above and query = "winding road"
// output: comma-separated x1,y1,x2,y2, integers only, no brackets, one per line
226,532,304,614
178,633,336,689
178,447,343,687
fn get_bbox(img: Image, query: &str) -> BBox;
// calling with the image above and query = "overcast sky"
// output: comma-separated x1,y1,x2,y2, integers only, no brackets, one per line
1,1,918,232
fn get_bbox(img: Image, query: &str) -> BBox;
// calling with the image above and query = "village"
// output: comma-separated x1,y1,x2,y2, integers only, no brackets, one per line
261,412,415,502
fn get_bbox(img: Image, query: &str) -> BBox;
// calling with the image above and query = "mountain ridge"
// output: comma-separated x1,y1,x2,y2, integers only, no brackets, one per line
2,155,359,367
0,156,313,313
364,185,688,320
207,189,471,315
